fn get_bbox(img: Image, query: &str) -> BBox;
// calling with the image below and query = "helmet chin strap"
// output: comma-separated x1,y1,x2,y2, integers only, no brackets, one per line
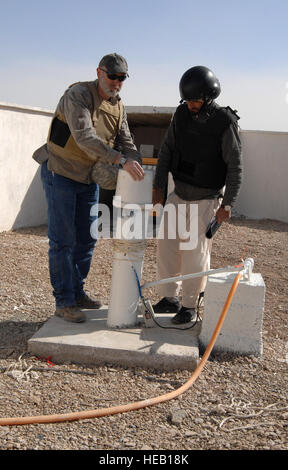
200,98,213,112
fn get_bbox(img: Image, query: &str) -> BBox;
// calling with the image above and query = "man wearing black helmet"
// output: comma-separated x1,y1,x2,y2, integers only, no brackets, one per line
153,66,242,324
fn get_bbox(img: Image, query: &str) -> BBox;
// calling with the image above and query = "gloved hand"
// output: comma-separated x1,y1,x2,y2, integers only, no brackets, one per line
216,206,231,223
91,160,118,190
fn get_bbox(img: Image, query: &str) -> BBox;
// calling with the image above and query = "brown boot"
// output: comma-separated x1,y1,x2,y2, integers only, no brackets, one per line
76,293,103,310
55,306,86,323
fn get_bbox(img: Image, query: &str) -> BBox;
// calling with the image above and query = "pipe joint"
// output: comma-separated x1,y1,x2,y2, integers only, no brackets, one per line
242,258,254,281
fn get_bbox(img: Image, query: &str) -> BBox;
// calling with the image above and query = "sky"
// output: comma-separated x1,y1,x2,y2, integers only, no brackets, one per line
0,0,287,131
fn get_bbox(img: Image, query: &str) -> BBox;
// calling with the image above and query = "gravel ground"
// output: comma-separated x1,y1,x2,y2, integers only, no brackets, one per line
0,217,287,451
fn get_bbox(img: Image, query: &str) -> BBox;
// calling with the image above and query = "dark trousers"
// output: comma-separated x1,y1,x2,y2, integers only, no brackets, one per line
41,161,99,307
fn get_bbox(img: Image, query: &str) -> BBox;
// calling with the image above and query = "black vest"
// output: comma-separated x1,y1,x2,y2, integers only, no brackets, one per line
170,103,239,190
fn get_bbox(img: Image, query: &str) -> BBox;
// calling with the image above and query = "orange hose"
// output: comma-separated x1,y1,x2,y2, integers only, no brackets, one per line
0,272,242,427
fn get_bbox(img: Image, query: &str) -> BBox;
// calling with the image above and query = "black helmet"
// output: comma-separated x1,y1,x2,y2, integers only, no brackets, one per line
179,66,221,102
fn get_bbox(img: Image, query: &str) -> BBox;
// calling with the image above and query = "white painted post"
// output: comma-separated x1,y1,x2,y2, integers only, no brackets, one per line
107,170,153,328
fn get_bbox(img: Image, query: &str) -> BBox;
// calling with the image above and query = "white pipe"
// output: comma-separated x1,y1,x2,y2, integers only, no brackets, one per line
141,258,254,291
107,241,145,328
141,265,244,290
107,170,153,328
242,257,254,281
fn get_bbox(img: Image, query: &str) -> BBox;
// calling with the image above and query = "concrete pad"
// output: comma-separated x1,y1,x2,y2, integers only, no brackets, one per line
28,306,200,371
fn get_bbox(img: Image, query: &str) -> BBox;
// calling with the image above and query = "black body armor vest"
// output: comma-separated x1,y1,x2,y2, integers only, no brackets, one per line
170,103,239,190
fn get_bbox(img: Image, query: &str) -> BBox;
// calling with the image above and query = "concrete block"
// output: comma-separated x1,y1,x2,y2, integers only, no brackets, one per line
199,272,265,356
28,307,200,371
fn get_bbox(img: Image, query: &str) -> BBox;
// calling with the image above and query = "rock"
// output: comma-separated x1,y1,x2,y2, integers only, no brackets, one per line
169,408,187,425
184,430,198,437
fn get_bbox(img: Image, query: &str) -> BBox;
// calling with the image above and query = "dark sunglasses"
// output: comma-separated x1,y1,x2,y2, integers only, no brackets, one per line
99,68,128,82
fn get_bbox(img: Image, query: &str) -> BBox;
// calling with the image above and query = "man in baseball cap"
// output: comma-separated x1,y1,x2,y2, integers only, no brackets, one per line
33,52,143,323
97,53,129,100
98,53,129,74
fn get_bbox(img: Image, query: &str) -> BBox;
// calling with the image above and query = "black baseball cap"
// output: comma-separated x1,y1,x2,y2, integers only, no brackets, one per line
98,53,129,75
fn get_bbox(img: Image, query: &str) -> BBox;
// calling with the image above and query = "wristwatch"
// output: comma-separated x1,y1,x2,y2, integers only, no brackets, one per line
118,156,127,168
223,205,231,212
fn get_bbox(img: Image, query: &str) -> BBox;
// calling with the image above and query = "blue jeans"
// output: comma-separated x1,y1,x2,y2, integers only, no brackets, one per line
41,161,99,307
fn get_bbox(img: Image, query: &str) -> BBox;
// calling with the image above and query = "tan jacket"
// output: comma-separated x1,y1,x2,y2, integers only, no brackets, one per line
48,80,123,183
33,80,140,184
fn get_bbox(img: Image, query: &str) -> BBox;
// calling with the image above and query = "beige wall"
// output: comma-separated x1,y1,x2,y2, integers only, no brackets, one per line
0,103,52,231
234,130,288,222
0,103,287,232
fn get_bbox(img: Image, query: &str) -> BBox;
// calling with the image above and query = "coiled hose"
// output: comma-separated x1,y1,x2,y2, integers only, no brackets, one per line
0,272,242,427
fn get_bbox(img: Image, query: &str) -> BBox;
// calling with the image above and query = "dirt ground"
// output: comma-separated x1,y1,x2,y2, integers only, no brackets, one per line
0,217,287,451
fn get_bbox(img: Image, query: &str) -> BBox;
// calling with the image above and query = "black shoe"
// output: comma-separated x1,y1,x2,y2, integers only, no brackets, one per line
76,293,103,309
153,297,180,313
171,306,197,324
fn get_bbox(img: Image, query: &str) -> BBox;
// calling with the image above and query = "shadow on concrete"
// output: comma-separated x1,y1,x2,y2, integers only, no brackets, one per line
12,166,47,230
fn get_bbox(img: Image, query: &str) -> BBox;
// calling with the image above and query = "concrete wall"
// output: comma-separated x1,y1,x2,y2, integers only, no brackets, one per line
234,130,288,222
0,102,287,232
0,103,53,231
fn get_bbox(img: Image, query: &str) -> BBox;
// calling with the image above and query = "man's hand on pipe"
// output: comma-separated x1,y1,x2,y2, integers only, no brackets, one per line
123,159,145,181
